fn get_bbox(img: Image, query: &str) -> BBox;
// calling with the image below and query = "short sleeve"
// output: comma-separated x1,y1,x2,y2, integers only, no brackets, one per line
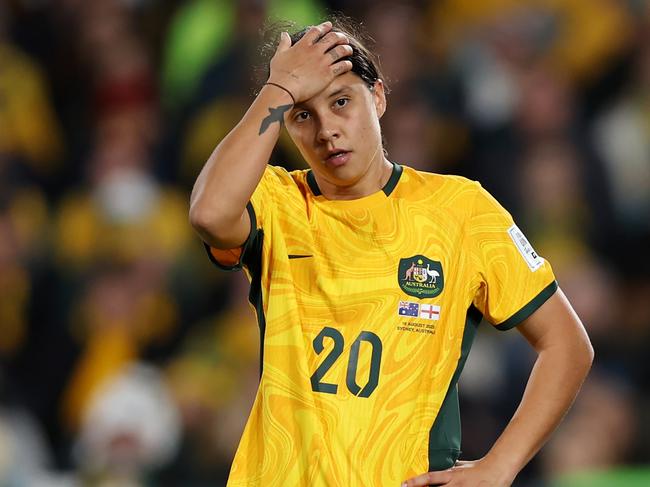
468,183,557,330
204,165,285,270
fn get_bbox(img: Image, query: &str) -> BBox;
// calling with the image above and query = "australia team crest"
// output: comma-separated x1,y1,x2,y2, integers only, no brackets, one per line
398,255,444,299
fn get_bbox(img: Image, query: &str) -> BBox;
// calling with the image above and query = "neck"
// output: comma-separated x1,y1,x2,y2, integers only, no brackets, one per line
317,156,393,200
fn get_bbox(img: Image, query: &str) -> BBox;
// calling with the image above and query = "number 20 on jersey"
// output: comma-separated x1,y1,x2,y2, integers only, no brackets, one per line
310,326,383,398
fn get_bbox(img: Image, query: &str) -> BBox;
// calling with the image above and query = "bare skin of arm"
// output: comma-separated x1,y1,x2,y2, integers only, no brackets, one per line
189,21,353,249
403,288,594,486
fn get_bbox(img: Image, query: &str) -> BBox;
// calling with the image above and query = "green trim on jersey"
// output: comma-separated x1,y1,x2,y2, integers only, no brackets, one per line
306,162,403,197
382,162,403,196
242,229,266,377
202,201,266,373
241,207,266,376
203,202,258,272
495,280,558,331
306,170,322,196
428,305,482,471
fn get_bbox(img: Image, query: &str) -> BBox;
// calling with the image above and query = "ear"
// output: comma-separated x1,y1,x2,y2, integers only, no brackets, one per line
372,79,387,119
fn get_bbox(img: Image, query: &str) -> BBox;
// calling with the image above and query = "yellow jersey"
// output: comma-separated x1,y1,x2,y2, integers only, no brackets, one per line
206,163,557,486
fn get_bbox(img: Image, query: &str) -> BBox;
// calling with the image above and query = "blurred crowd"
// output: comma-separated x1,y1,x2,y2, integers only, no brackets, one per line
0,0,649,485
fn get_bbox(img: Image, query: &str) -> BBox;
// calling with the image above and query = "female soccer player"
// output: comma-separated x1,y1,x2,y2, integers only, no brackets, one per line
190,19,593,487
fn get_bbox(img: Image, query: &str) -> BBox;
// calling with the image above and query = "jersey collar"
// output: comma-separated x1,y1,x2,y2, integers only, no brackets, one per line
306,162,403,198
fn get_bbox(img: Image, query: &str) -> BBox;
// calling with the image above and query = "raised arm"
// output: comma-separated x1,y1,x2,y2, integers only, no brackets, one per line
189,21,353,249
403,288,594,486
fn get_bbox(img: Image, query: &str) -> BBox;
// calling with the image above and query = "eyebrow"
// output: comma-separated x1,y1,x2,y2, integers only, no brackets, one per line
326,87,350,99
292,86,352,111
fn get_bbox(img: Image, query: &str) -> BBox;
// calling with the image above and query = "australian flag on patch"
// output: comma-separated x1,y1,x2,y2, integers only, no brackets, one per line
398,301,419,317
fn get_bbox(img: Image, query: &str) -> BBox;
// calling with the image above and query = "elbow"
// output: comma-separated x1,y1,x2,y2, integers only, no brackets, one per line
189,202,225,240
576,332,595,378
189,203,211,234
584,336,595,371
189,201,244,248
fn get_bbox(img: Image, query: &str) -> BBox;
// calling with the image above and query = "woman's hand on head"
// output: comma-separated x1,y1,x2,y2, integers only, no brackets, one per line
267,21,354,104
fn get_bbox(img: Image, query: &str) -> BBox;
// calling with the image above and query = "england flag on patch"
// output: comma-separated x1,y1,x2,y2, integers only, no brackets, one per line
398,301,419,317
419,304,440,320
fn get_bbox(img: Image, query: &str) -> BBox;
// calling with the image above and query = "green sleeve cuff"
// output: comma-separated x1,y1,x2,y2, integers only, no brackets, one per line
495,280,559,331
204,202,257,271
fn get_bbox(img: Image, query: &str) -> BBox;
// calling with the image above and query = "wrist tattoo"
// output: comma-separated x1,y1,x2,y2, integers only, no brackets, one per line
259,104,292,135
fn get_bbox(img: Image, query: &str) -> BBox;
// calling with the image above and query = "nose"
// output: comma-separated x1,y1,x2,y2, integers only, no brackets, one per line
316,114,340,144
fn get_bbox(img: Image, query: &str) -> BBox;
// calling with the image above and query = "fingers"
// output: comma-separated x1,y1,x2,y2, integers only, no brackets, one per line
331,60,353,76
402,470,454,486
326,44,354,63
282,23,352,64
300,21,332,45
318,31,350,52
276,31,291,53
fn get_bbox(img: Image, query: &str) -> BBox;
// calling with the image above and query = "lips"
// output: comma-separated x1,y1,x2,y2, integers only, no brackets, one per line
325,149,351,166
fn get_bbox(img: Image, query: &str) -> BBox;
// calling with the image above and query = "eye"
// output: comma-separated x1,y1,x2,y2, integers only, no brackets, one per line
334,97,349,108
294,111,310,123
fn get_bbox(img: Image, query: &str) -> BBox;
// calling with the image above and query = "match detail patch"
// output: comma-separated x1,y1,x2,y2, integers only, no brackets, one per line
507,224,543,272
398,301,440,321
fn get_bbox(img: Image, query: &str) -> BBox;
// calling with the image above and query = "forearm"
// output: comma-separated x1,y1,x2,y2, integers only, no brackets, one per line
189,84,293,239
483,339,593,483
190,22,353,247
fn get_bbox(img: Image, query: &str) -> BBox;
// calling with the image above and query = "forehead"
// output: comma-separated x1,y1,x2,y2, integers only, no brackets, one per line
299,72,369,107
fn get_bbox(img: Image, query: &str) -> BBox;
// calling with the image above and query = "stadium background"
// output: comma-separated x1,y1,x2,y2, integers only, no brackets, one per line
1,0,649,485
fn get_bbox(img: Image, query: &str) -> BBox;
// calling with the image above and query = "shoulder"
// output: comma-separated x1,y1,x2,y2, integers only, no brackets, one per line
399,165,480,191
262,165,308,187
253,165,312,209
397,165,483,208
255,165,311,197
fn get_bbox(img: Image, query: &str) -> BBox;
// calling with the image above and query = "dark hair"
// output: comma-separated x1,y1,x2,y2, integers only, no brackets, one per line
257,13,389,94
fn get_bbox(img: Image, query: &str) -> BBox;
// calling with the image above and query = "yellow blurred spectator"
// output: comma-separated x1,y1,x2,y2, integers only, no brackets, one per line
0,188,49,357
426,0,633,83
0,42,64,174
62,260,180,431
166,275,259,468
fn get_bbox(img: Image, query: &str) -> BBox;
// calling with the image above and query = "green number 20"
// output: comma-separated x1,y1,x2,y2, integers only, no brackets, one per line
310,326,383,398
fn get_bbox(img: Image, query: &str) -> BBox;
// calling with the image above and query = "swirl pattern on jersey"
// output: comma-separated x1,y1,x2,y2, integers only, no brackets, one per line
208,164,556,486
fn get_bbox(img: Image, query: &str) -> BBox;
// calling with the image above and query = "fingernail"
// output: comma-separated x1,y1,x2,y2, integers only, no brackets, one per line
401,483,407,487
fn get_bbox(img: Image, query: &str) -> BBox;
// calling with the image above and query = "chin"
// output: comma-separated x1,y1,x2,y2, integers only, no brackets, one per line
329,164,366,187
